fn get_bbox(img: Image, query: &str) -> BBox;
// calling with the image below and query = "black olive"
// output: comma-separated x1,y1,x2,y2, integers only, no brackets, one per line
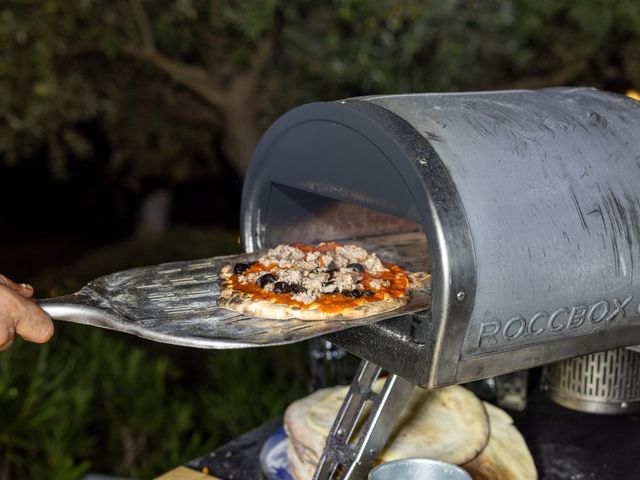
347,263,364,272
326,262,338,273
233,263,251,275
256,273,277,288
363,289,374,297
342,289,362,298
273,282,291,294
290,284,305,294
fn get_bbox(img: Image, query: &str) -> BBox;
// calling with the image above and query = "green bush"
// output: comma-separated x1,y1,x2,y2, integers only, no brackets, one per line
0,340,94,479
0,228,309,479
34,226,243,297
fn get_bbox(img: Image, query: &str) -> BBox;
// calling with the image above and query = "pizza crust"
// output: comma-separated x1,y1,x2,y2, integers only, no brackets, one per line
462,402,538,480
406,271,431,289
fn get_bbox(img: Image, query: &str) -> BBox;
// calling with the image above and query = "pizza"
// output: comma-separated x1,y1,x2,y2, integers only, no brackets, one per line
217,242,429,320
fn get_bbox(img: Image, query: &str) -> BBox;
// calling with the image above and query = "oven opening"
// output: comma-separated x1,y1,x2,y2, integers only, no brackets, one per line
263,183,431,276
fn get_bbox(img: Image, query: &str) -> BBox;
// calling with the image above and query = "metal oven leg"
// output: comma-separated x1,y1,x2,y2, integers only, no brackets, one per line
312,359,415,480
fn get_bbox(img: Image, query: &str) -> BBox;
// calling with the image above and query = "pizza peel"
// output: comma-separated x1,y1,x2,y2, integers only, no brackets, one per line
38,233,430,349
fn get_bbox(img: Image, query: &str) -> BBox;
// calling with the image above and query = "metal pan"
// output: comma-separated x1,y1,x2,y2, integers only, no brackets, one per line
39,233,430,349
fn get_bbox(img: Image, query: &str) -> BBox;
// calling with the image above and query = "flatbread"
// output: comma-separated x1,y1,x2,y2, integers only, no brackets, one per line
462,402,537,480
218,243,430,320
284,382,490,479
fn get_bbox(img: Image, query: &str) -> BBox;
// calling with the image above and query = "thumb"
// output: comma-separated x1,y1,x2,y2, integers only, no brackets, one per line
11,296,54,344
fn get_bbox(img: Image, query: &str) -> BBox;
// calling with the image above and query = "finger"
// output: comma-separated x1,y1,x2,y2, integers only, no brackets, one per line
14,300,54,344
0,322,16,351
0,274,34,298
16,283,34,298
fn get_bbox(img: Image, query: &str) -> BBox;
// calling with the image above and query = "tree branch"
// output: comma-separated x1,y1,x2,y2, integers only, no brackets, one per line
120,43,228,108
129,0,156,52
122,1,230,110
160,86,222,126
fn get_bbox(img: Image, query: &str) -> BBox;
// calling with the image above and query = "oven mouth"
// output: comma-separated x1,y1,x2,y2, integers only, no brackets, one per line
263,183,424,247
240,99,476,386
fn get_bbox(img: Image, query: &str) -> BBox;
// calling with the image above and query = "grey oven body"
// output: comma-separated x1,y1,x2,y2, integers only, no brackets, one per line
241,87,640,389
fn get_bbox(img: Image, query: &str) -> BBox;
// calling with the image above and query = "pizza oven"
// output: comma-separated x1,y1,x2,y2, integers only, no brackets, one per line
240,87,640,478
241,87,640,391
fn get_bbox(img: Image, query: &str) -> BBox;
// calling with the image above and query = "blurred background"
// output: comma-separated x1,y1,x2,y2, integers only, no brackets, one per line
0,0,638,478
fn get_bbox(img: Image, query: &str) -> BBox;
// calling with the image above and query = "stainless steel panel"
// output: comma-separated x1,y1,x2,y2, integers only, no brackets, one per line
364,89,640,362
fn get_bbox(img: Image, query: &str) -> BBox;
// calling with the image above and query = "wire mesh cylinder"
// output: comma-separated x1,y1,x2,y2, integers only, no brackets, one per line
542,348,640,414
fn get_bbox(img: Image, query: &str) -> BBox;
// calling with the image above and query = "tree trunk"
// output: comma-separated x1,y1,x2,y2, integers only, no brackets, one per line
218,75,261,176
136,187,172,237
221,104,260,176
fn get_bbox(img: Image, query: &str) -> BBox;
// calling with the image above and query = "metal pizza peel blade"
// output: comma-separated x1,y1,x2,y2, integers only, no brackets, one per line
38,233,430,349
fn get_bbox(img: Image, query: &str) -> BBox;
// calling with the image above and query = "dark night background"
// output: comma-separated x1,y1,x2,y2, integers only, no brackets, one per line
0,154,242,280
0,0,639,478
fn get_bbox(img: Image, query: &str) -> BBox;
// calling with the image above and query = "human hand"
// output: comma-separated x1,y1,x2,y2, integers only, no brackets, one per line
0,275,54,351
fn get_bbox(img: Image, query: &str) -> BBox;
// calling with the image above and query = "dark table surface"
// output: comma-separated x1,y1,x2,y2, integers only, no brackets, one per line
510,390,640,479
187,389,640,479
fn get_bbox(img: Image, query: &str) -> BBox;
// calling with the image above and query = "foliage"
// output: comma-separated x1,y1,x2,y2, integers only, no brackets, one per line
0,342,94,479
0,228,308,479
0,327,307,479
1,0,639,183
34,226,241,296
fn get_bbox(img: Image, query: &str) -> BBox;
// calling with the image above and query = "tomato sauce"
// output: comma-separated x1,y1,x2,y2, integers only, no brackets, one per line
229,245,409,313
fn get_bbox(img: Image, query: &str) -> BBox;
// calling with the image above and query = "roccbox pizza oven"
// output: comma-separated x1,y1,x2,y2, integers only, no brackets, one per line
242,87,640,388
239,87,640,477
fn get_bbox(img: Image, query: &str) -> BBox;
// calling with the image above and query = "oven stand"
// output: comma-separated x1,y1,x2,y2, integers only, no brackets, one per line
312,359,415,479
